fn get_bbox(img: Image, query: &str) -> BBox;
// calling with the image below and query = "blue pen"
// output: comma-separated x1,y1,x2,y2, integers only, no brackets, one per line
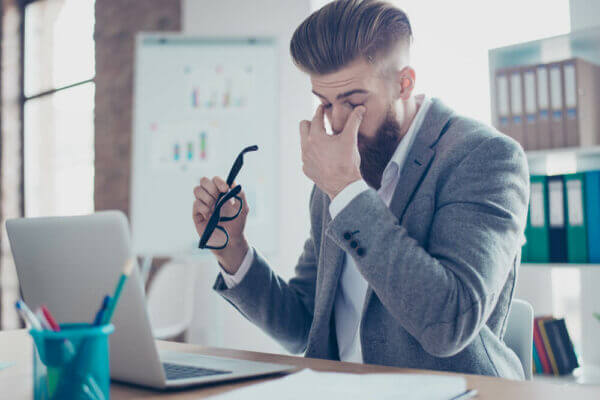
15,300,42,330
93,295,111,326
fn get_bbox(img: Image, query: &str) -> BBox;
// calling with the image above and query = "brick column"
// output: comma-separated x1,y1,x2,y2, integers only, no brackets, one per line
94,0,181,215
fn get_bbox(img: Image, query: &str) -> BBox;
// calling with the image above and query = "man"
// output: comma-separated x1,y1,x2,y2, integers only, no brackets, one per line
192,0,528,379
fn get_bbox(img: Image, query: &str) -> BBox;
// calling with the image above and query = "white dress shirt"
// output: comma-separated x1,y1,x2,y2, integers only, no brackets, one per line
221,95,432,363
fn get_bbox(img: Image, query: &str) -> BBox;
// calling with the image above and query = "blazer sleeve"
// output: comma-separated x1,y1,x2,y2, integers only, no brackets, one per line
326,135,529,357
213,186,319,354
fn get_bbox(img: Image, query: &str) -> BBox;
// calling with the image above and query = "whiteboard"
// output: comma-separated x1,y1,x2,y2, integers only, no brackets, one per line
131,34,279,257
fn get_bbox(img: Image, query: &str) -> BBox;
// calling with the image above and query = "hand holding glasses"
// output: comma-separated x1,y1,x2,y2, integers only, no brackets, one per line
197,145,258,250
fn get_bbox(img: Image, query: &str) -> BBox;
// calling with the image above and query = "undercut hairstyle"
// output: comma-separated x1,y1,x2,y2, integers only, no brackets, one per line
290,0,413,76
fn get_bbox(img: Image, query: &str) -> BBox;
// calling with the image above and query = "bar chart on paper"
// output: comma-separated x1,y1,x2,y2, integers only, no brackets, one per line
149,123,211,168
188,63,253,110
131,36,279,256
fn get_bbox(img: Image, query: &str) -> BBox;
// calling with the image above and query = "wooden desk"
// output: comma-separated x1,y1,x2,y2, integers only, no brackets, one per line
1,330,598,399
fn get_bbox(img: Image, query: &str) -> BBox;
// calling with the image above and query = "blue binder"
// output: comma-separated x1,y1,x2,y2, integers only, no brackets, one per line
548,175,567,263
585,171,600,263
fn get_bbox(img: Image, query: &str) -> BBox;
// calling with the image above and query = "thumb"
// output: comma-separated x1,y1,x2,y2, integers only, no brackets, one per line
342,106,365,143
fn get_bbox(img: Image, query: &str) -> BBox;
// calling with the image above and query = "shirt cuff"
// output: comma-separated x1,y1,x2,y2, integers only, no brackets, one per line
220,246,255,288
329,179,370,219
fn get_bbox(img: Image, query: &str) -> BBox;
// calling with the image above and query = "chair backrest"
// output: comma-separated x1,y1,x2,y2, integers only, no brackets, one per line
146,261,198,340
504,298,534,380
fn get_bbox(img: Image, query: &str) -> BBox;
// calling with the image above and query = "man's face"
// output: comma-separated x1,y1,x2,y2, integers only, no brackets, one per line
310,58,395,141
310,58,405,189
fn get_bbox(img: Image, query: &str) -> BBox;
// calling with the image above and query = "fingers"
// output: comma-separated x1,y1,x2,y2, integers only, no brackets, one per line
299,120,310,148
192,176,250,227
238,188,250,215
300,105,326,148
197,177,219,199
193,176,229,214
212,176,230,192
193,198,212,222
311,105,325,134
341,106,365,142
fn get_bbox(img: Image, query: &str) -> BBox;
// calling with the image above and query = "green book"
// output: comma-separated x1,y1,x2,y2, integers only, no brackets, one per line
564,173,588,263
527,175,550,262
521,209,530,263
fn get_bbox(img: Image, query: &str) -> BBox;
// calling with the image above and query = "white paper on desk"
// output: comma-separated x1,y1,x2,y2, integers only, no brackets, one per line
207,369,467,400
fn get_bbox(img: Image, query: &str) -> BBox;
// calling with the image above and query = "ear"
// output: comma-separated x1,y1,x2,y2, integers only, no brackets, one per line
392,66,416,100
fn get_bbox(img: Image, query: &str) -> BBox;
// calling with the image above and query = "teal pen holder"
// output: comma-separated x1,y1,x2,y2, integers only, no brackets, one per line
30,323,114,400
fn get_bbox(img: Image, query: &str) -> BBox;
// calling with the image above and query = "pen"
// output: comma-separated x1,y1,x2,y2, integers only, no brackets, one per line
41,305,61,331
450,389,478,400
35,309,53,331
35,307,76,358
101,258,135,325
15,300,42,331
93,295,111,326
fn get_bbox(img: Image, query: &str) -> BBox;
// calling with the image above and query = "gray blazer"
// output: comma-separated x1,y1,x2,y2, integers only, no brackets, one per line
214,99,529,380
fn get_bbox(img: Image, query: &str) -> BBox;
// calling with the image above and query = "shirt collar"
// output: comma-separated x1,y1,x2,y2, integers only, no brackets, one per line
384,94,431,177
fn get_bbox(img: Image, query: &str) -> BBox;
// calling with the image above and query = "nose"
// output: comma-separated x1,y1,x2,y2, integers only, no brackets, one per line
330,104,352,134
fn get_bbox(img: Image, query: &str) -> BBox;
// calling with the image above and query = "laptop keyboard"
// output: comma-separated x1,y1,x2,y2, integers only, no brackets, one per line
162,362,232,380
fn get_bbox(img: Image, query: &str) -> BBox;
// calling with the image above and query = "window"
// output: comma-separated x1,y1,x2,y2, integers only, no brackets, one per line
1,0,95,329
23,0,96,217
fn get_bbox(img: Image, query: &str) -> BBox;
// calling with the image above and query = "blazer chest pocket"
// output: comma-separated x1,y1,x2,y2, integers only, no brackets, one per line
401,195,434,245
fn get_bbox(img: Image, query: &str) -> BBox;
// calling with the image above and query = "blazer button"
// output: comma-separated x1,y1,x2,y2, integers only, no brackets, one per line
357,247,366,256
350,240,358,249
343,231,352,240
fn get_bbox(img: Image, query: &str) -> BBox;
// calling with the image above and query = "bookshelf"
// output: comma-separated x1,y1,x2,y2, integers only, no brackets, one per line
526,146,600,177
522,263,600,268
489,26,600,384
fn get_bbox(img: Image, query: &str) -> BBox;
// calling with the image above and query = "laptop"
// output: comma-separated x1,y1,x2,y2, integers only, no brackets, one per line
6,211,295,389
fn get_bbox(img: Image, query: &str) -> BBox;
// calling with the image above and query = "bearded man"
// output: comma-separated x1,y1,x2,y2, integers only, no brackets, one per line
192,0,529,379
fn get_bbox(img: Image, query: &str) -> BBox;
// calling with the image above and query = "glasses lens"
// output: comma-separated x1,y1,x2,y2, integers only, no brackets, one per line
219,196,243,221
199,215,229,249
217,186,242,221
206,225,229,249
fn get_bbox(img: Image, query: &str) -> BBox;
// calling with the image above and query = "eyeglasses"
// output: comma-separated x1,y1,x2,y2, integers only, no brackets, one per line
198,145,258,250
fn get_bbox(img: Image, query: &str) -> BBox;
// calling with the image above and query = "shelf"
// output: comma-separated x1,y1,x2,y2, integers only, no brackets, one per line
522,263,600,268
533,364,600,385
526,146,600,160
489,25,600,69
524,146,600,175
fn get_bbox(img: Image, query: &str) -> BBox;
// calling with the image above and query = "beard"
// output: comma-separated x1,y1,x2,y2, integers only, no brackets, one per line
357,109,403,190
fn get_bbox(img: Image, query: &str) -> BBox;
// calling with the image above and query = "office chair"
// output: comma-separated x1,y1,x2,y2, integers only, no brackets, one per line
504,298,534,380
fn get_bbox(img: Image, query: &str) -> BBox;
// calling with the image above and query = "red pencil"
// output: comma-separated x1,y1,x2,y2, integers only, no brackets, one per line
41,305,60,332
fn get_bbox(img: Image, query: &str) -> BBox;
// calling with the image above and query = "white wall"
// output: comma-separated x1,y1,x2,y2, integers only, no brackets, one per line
182,0,314,353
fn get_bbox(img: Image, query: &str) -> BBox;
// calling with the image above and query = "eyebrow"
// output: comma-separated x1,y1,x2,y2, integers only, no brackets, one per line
312,89,369,102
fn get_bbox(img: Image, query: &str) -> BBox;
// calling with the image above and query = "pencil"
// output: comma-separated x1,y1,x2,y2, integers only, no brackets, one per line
101,258,135,325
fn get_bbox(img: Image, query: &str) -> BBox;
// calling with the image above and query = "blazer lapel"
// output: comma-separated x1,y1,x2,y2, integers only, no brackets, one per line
390,98,455,220
389,138,435,219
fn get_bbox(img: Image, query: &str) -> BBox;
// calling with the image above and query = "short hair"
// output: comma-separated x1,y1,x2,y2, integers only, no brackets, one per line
290,0,412,75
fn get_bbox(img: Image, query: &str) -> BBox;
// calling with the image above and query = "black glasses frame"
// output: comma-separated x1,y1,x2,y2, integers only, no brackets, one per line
198,145,258,250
